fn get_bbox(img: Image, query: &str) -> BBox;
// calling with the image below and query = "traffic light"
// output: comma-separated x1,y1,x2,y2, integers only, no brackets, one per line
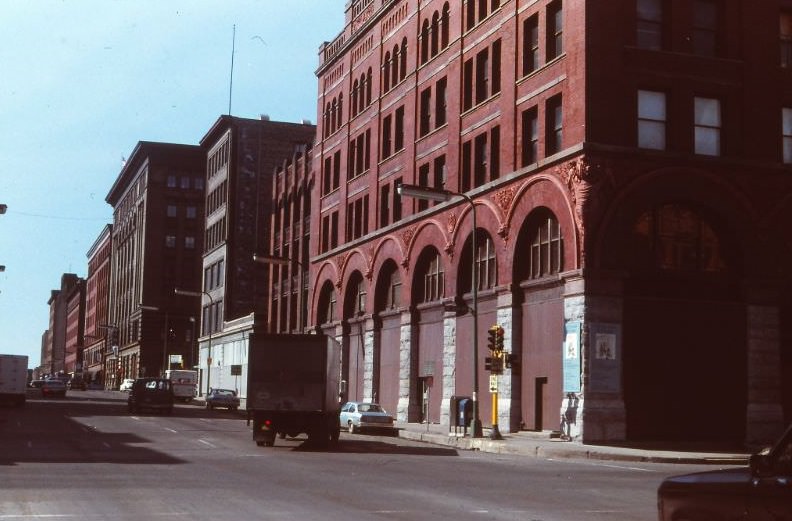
505,353,519,373
487,326,498,352
485,356,494,371
495,326,504,352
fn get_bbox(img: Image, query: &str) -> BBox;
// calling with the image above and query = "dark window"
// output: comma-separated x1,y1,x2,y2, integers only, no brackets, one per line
418,163,430,212
475,48,489,104
636,0,664,50
380,185,391,227
546,95,563,155
395,106,405,151
463,59,474,111
692,0,719,57
435,77,448,127
521,106,539,166
781,12,792,67
461,140,472,192
547,1,563,60
382,114,392,158
527,210,562,279
422,252,444,302
393,178,403,221
523,15,539,75
490,126,500,180
420,87,432,137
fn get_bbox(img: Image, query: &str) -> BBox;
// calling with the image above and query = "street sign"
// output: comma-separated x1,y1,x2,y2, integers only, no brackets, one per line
489,374,498,393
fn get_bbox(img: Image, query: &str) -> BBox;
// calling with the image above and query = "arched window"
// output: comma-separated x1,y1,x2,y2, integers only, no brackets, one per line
418,250,444,303
330,98,338,134
421,19,430,64
431,12,440,57
375,260,402,312
441,4,450,49
323,102,331,138
526,209,562,279
391,45,399,86
400,38,408,81
365,68,372,106
633,204,729,272
337,93,343,130
383,51,391,91
351,79,359,117
460,231,497,293
317,281,337,324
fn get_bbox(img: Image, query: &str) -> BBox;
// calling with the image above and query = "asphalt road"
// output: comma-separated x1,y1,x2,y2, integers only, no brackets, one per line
0,390,721,520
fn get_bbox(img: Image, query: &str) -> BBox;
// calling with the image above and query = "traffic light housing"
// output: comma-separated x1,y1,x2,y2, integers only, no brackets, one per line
505,353,519,373
495,326,504,351
487,326,499,352
485,354,504,374
485,356,494,372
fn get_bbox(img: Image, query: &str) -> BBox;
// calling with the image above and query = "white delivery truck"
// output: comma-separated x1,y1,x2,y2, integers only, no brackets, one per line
0,354,28,407
165,369,198,402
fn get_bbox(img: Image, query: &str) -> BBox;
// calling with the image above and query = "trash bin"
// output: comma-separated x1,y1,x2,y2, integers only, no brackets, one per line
450,396,471,434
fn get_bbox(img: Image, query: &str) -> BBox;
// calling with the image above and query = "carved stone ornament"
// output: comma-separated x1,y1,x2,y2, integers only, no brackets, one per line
334,252,350,289
446,212,458,234
492,186,517,215
401,225,416,250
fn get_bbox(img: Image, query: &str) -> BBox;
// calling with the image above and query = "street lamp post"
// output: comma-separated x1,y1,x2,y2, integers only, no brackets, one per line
174,288,213,396
397,184,483,438
253,253,307,332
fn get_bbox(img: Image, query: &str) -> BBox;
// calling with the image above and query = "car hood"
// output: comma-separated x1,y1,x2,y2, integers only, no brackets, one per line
659,467,752,495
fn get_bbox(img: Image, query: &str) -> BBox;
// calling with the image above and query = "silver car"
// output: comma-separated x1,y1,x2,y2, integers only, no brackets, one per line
339,401,396,434
205,388,240,411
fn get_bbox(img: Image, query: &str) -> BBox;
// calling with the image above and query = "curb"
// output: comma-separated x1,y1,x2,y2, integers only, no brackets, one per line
396,429,750,465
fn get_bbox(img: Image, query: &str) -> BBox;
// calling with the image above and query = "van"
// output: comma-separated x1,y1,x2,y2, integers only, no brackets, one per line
127,378,174,414
165,370,198,402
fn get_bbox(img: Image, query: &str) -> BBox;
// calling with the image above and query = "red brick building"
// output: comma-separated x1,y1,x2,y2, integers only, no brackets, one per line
64,277,85,379
106,142,206,387
83,224,112,386
310,0,792,444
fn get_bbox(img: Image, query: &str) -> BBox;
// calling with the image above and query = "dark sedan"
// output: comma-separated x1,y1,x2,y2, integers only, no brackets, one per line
658,424,792,520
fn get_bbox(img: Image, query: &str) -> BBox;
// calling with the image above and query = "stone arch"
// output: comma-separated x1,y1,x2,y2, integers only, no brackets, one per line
592,167,759,442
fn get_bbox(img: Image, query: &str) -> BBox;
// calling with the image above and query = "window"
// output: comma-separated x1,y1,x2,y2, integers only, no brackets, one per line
436,77,447,127
194,177,204,191
783,107,792,164
346,195,369,241
692,0,719,57
637,90,667,150
422,252,444,302
348,130,370,178
476,234,497,290
782,12,792,68
385,268,401,310
462,129,499,190
167,205,177,218
420,87,432,137
380,184,391,227
546,95,563,155
528,211,562,279
466,0,499,30
395,106,405,152
185,236,195,249
186,206,197,219
523,15,539,76
180,176,190,189
464,40,501,110
694,97,721,156
547,1,563,61
393,177,402,221
418,163,430,212
167,175,177,188
165,235,176,248
521,106,538,166
382,114,392,158
636,0,664,50
333,150,341,189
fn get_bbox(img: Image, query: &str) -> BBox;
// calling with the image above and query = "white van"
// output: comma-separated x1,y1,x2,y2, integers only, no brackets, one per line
165,370,198,402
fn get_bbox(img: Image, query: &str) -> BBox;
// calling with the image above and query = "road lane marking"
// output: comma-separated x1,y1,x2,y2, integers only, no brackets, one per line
165,427,178,433
198,439,216,448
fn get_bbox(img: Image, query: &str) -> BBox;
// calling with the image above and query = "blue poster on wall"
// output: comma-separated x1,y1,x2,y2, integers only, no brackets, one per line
589,322,622,393
563,321,581,393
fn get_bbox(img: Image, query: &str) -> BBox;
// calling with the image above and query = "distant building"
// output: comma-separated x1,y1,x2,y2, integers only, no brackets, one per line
64,277,86,378
45,273,80,376
83,224,112,387
105,141,206,387
265,144,314,334
310,0,792,445
190,116,315,396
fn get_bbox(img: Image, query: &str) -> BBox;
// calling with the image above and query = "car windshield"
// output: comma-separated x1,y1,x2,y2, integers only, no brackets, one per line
215,390,235,396
358,404,383,413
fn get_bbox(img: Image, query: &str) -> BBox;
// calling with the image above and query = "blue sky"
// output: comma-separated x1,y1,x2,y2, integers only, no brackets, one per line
0,1,345,367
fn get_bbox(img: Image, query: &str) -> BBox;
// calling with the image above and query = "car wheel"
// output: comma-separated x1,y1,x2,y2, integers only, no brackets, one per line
348,421,357,434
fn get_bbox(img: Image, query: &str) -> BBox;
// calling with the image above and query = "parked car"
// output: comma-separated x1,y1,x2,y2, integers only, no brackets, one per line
127,378,174,414
119,378,135,392
657,423,792,520
339,401,396,434
40,379,67,398
67,377,86,390
29,379,45,388
205,388,240,411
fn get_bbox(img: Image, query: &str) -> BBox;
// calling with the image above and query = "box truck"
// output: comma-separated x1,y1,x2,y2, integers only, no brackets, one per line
165,369,198,402
247,334,341,448
0,354,28,407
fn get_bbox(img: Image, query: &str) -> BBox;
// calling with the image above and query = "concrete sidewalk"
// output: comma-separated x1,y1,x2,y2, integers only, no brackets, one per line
395,421,752,465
